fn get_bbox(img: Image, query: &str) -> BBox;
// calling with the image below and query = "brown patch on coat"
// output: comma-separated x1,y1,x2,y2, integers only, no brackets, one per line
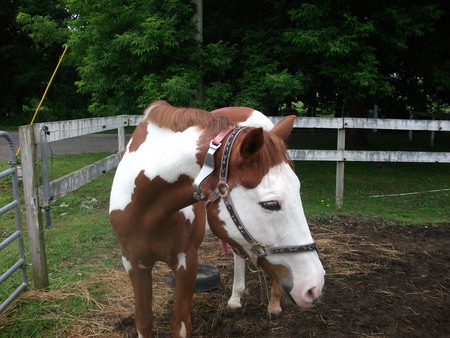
110,172,199,261
128,120,149,153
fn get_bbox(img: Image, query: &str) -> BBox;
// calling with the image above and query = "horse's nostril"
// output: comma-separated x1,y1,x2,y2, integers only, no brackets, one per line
304,286,320,304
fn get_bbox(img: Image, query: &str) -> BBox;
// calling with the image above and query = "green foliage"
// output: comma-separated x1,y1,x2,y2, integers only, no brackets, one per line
162,70,200,107
3,0,449,120
0,0,89,122
66,0,200,115
16,12,69,48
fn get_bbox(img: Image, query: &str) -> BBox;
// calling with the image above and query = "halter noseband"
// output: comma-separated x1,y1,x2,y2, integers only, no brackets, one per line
193,126,318,261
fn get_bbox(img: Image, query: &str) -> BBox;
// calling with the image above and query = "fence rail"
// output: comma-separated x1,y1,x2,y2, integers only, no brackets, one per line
18,115,449,289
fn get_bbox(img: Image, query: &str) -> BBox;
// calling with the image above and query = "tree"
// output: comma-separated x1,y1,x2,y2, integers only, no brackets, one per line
64,0,202,116
7,0,449,121
202,0,306,113
279,0,447,117
1,0,88,124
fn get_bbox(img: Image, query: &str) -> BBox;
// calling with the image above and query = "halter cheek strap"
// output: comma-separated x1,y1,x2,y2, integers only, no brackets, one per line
193,125,235,200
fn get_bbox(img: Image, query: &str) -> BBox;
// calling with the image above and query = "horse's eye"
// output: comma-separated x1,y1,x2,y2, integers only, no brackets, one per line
259,200,281,211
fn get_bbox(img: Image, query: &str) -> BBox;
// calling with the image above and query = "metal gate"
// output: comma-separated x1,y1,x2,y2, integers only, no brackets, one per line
0,131,27,313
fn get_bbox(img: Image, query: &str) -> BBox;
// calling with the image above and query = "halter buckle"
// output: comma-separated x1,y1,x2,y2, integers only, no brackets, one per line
251,243,267,257
217,182,230,197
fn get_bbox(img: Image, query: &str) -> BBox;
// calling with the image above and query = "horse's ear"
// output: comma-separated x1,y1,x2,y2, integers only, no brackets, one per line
240,128,264,159
270,115,296,140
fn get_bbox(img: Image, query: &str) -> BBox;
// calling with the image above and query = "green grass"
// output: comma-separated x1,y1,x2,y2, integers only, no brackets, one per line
1,152,449,336
297,161,450,224
0,154,120,336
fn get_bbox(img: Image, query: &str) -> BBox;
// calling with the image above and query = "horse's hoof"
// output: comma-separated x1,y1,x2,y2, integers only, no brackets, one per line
226,303,242,312
267,308,282,320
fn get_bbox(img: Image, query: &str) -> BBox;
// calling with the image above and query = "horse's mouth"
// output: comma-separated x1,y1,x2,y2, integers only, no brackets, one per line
280,285,297,305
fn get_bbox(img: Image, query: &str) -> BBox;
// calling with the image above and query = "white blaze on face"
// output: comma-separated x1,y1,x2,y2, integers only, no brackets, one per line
109,123,202,212
217,162,325,307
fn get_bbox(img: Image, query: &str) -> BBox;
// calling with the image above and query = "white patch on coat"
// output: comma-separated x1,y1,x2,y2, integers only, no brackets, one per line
122,256,132,273
177,252,187,270
109,123,202,212
180,322,187,338
180,205,195,224
138,261,151,269
237,110,274,131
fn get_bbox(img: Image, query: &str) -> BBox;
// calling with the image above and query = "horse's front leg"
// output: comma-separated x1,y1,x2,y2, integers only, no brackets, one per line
267,279,282,319
227,252,246,310
123,255,154,338
171,247,198,338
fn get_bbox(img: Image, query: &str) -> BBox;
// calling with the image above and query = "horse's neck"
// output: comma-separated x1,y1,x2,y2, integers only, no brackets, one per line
110,121,209,213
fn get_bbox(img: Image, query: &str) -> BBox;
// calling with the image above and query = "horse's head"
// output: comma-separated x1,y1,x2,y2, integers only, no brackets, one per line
204,116,325,308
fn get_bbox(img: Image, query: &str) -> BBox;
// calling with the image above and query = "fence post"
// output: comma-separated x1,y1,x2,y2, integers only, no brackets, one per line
335,127,345,211
409,112,413,142
19,125,49,289
117,125,126,155
430,116,435,148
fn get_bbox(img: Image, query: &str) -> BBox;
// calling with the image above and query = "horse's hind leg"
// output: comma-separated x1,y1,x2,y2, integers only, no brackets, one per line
123,255,154,338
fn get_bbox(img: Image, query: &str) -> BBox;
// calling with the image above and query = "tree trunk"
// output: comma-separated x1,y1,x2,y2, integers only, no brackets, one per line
346,100,371,150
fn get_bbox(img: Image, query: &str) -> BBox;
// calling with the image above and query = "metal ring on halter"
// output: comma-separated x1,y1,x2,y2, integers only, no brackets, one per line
251,243,267,257
217,182,230,197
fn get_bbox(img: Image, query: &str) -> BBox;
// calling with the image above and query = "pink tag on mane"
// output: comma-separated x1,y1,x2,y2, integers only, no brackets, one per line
221,240,229,255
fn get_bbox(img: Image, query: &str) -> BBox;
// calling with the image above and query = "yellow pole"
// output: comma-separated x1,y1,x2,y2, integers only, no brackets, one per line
17,45,69,156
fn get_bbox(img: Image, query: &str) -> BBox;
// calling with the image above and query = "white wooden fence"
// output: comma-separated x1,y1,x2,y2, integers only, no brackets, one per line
18,115,450,288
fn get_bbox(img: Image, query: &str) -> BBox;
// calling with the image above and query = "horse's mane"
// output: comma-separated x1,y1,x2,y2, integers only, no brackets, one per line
144,101,232,132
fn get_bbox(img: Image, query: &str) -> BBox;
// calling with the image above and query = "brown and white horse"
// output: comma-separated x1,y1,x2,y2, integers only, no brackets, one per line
109,101,325,337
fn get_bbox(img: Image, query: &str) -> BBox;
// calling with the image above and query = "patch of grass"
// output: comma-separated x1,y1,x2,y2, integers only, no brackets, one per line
1,154,120,336
44,152,113,180
297,161,450,225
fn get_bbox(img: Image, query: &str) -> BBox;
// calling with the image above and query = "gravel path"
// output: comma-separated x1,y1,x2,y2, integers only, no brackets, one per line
0,131,129,161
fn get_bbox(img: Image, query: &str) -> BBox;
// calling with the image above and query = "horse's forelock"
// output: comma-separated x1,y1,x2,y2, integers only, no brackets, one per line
259,131,292,173
232,129,291,188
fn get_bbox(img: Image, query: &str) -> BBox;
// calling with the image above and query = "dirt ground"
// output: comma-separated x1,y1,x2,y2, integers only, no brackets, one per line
99,218,449,337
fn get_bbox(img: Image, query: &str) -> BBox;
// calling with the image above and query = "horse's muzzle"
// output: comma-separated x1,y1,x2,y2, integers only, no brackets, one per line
281,283,322,307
